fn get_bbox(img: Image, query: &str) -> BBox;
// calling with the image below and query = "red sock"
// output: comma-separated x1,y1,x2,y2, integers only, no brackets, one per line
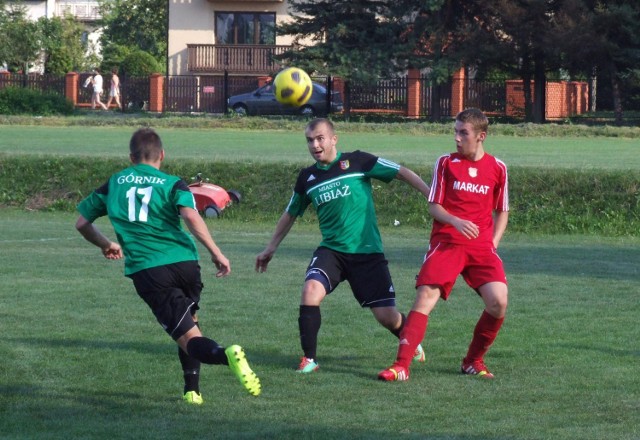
464,310,504,364
395,311,428,369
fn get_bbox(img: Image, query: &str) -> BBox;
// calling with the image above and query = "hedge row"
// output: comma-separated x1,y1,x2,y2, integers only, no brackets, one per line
0,155,637,236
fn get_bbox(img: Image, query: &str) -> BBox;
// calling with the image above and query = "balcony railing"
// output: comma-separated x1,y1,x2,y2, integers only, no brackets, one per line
57,1,101,21
187,44,291,74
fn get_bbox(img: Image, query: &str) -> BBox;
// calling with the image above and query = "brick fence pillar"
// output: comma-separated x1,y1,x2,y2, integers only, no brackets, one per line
406,68,421,119
0,71,10,89
149,73,164,113
257,76,271,87
573,81,588,115
332,76,345,101
450,67,465,116
65,72,78,106
505,79,529,117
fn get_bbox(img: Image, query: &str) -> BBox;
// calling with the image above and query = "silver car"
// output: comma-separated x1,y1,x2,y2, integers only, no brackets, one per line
228,82,343,117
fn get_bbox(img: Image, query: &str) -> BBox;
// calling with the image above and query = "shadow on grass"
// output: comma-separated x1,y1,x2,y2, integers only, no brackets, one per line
501,244,639,281
9,336,169,355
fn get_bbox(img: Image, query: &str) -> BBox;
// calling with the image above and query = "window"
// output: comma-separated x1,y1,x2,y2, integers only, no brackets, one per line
215,12,275,45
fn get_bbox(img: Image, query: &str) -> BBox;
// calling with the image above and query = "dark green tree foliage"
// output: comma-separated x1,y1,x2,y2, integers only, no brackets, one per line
554,0,640,121
98,0,167,71
449,0,565,123
392,0,483,121
38,15,88,75
277,0,404,83
0,5,41,73
100,44,132,74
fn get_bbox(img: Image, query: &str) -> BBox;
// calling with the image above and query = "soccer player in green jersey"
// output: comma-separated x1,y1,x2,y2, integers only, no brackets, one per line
255,118,431,373
75,128,260,403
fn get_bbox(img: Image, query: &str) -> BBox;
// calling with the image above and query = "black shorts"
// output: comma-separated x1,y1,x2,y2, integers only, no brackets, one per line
128,261,203,340
305,247,396,308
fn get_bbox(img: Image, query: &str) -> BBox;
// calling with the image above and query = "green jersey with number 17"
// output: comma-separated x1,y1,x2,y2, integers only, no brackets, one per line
286,151,400,254
77,163,199,275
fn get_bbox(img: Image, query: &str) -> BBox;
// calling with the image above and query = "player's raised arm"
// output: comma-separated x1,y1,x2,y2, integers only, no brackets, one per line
255,211,297,273
395,166,431,199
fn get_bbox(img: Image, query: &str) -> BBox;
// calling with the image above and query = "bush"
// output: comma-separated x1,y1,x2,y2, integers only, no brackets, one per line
0,87,74,116
100,43,131,75
0,156,638,236
120,49,163,77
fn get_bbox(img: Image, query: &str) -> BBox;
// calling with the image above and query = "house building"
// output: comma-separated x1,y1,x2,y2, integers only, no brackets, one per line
168,0,295,76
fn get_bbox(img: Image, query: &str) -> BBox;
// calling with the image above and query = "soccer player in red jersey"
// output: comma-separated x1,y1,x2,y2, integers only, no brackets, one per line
379,108,509,381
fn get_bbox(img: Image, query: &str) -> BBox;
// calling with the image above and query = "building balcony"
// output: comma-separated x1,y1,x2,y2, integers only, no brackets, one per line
187,44,291,74
57,1,101,21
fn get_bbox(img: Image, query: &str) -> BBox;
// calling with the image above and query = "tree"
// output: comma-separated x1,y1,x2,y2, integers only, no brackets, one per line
98,0,167,71
278,0,404,83
278,0,412,118
554,0,640,122
0,4,41,73
38,14,90,75
392,0,482,121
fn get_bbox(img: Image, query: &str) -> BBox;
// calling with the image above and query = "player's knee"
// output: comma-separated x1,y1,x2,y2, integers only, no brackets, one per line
483,289,508,317
371,307,401,330
301,278,328,305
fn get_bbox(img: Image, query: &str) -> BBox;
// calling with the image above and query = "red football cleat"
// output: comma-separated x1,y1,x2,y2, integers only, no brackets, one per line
377,365,410,381
461,360,495,379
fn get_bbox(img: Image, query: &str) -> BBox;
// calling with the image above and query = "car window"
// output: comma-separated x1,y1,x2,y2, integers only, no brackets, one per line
260,84,273,94
313,83,326,93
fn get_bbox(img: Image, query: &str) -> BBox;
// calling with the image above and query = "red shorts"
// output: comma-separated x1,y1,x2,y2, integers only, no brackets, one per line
415,241,507,299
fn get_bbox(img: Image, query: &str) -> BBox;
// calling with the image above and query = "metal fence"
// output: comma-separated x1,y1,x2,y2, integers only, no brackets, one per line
165,75,260,113
349,77,408,112
420,77,452,118
1,72,509,118
465,79,506,115
0,73,66,95
121,76,150,111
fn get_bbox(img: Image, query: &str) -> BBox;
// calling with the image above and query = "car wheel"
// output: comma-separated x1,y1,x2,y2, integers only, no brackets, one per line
232,104,248,116
227,190,241,204
299,105,315,117
204,204,222,218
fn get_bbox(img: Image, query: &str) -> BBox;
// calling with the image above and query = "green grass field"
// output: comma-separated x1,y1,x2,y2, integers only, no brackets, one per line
0,121,638,439
0,124,638,169
0,210,638,440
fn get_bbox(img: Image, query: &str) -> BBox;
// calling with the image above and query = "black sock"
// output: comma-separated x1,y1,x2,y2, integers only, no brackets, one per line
178,347,201,394
299,305,321,359
390,312,406,338
186,337,229,365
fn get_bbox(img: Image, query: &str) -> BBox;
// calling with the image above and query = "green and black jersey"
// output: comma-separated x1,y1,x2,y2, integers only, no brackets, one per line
286,151,400,254
77,163,199,276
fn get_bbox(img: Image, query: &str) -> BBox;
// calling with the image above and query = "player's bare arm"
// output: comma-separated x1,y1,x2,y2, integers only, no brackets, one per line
428,203,480,239
180,206,231,277
256,212,297,273
75,215,123,260
492,210,509,249
395,166,431,198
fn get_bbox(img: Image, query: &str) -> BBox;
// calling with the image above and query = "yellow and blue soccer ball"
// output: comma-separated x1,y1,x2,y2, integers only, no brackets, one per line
273,67,313,107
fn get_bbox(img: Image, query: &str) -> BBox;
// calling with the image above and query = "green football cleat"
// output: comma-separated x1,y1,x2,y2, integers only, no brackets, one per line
225,345,261,396
296,356,319,373
413,344,426,363
182,390,203,405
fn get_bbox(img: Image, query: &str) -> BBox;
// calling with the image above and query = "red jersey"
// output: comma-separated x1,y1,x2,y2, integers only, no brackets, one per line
428,152,508,245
